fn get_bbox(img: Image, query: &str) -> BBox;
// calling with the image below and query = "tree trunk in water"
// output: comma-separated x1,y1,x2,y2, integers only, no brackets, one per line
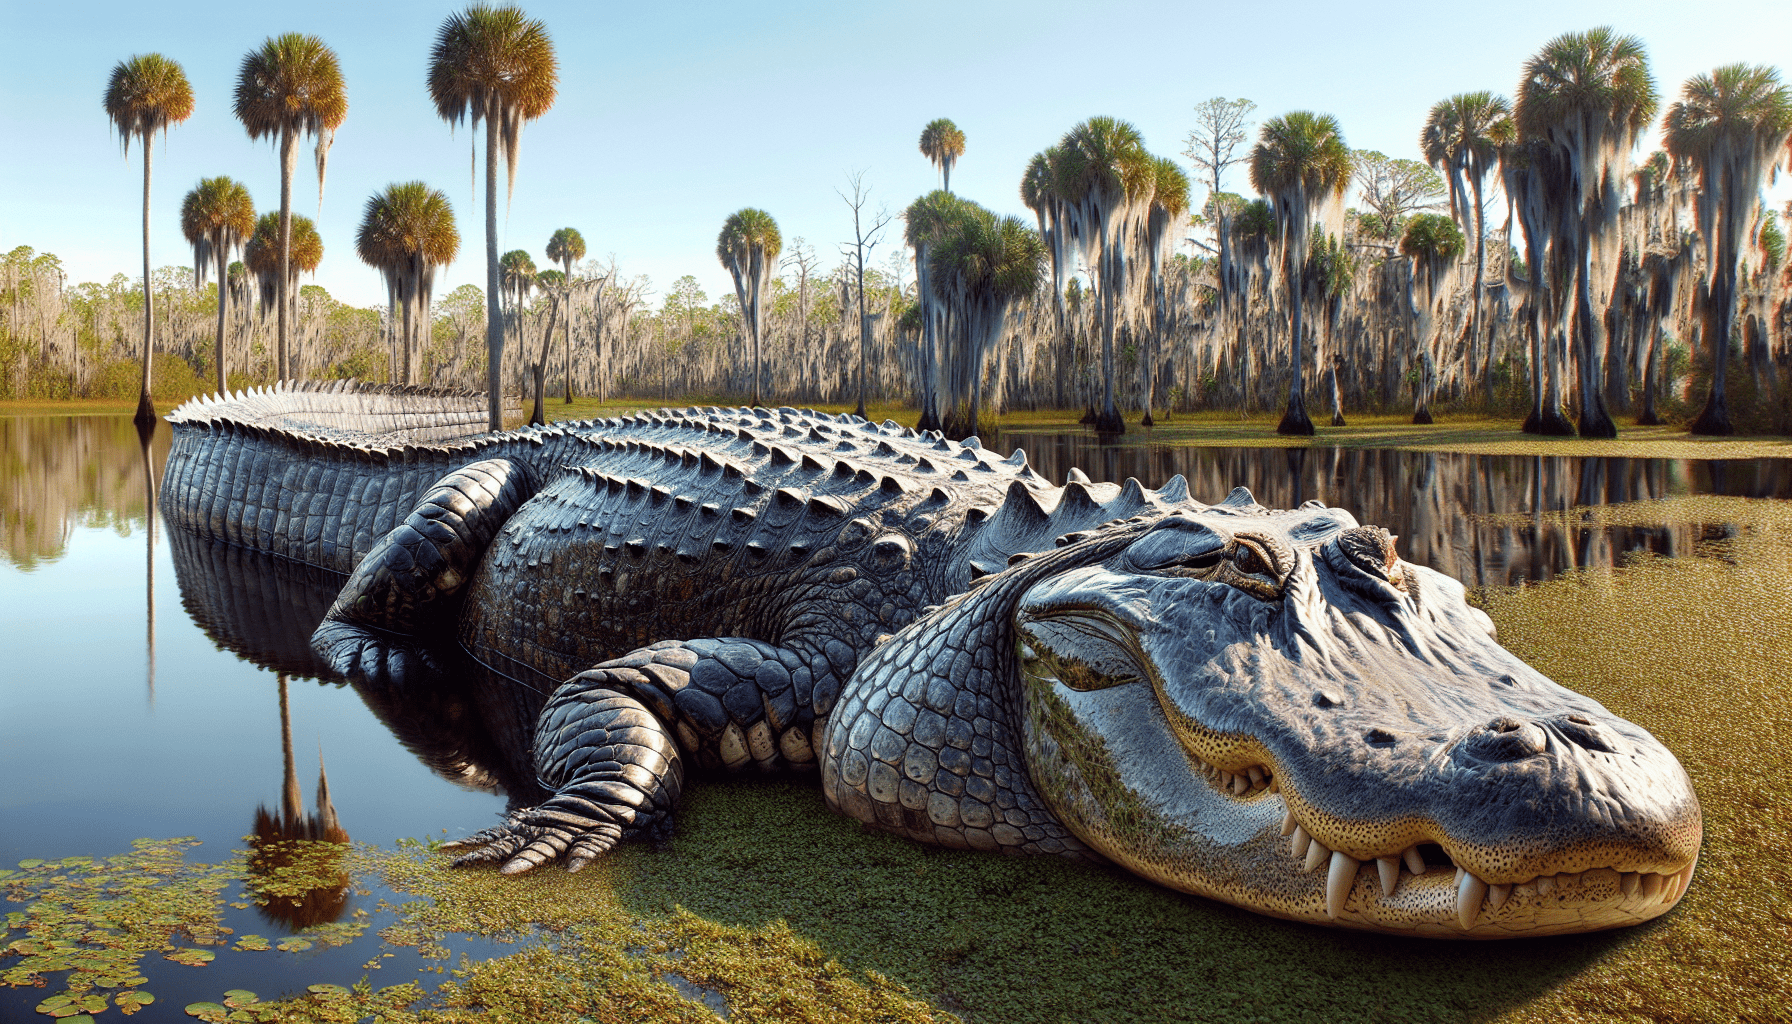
1573,247,1617,438
214,242,230,396
1691,275,1734,435
135,141,155,426
277,128,297,383
1277,263,1314,435
483,113,504,431
532,299,560,427
1637,319,1662,425
1095,253,1123,433
563,275,575,403
1539,324,1575,435
401,281,414,386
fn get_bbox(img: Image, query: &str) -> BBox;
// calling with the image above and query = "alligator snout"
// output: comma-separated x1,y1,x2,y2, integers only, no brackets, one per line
1457,717,1550,761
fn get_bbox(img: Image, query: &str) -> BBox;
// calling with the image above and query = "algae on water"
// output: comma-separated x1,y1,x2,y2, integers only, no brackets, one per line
5,497,1790,1022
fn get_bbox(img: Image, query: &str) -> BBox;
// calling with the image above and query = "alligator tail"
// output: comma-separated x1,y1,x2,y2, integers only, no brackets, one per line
159,381,514,575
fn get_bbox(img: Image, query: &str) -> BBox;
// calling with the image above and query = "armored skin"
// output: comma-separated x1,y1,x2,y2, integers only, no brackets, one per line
160,382,1701,938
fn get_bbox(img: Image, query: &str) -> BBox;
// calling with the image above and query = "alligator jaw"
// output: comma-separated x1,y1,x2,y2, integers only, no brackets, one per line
1013,513,1702,938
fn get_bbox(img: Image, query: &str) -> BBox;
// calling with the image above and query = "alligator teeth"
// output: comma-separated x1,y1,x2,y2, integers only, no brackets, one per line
1290,825,1311,860
1230,774,1249,796
1326,852,1359,918
1247,766,1265,786
1402,846,1426,875
1639,872,1663,902
1456,870,1488,929
1303,838,1331,873
1536,875,1556,895
1487,883,1512,912
1620,872,1640,898
1218,770,1233,789
1280,810,1297,837
1376,856,1400,897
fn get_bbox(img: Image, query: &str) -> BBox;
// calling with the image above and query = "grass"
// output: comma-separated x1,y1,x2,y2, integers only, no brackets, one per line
6,496,1787,1022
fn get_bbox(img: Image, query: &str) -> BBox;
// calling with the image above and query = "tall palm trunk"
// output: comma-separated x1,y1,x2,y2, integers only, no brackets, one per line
562,275,574,403
1278,251,1313,435
483,111,503,431
1469,174,1491,398
1095,243,1122,433
1573,243,1617,437
135,141,155,425
277,128,297,381
401,272,415,385
214,240,231,395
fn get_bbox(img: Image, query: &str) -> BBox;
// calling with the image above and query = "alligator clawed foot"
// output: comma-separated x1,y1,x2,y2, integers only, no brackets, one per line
312,621,438,689
443,808,628,875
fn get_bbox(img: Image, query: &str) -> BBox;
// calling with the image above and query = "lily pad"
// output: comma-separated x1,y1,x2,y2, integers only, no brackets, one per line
307,982,350,1000
115,991,154,1015
221,989,258,1008
18,860,44,870
274,937,311,953
184,1002,227,1022
164,948,215,967
231,936,269,952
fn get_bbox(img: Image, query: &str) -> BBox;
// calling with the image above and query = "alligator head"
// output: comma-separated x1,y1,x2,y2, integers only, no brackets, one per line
931,498,1697,938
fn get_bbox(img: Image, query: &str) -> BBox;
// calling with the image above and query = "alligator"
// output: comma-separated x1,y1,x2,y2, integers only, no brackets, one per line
159,381,1701,938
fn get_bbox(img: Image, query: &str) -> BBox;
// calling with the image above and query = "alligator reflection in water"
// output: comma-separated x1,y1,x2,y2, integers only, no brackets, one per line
167,526,536,806
995,433,1792,586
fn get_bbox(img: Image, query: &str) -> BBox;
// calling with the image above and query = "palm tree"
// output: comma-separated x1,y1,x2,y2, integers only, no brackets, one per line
1515,27,1657,439
919,118,967,193
234,34,348,384
1421,92,1514,399
905,190,974,432
1140,155,1190,426
500,249,537,400
180,177,255,395
104,54,194,426
1401,213,1467,423
356,183,460,385
1249,111,1352,436
245,212,324,370
928,203,1047,438
545,227,585,402
716,209,781,408
429,3,559,431
1045,117,1156,433
1663,63,1792,435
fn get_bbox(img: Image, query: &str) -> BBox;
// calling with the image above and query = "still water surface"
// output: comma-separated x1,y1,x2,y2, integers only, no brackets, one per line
3,413,1790,1010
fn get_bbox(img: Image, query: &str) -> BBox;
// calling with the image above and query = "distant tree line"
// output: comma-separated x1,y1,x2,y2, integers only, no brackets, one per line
12,18,1792,438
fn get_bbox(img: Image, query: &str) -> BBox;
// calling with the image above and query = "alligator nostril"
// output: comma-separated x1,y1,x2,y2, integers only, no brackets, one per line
1364,729,1398,748
1459,718,1549,761
1313,691,1344,709
1552,715,1619,753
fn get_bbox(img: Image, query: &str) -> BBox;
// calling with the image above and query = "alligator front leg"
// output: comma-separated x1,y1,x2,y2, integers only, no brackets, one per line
445,637,825,874
311,458,535,687
444,677,684,874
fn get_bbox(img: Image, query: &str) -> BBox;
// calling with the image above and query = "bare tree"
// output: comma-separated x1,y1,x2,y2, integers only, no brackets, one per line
837,171,892,419
1352,150,1449,238
1182,97,1256,258
780,237,820,364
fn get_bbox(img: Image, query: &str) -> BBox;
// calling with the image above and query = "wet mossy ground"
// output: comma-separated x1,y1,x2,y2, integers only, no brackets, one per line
6,496,1790,1022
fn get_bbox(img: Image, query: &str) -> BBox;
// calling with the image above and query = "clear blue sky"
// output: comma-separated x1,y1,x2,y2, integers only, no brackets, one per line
3,0,1788,309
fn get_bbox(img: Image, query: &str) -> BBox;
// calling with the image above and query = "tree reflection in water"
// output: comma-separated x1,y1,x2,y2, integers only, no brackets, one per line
995,431,1792,586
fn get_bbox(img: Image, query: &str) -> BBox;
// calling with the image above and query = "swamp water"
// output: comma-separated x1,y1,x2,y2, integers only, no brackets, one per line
1,413,1788,1024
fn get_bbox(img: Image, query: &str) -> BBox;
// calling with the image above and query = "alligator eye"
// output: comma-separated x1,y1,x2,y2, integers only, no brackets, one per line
1234,544,1267,576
